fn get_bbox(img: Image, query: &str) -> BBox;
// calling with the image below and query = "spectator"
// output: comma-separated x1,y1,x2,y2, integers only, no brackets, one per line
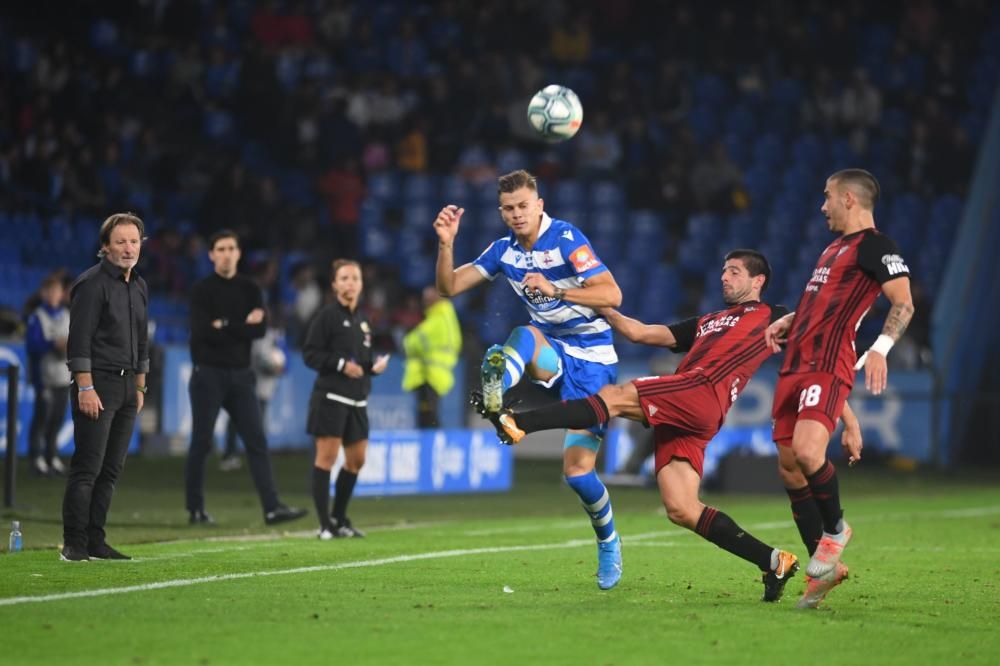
317,158,365,257
25,272,71,476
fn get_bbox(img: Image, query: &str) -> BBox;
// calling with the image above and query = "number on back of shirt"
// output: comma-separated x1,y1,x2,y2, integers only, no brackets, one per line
798,384,822,411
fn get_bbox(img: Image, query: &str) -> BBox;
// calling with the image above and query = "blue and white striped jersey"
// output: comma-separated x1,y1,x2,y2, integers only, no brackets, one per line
473,213,617,365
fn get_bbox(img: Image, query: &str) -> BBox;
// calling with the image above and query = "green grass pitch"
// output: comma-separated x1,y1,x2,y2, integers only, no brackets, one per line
1,454,998,665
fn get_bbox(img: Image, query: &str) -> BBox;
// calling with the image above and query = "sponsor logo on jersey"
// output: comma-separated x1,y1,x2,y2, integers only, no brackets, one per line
648,405,658,416
881,254,909,275
570,245,599,272
805,266,831,292
562,230,574,241
521,285,558,306
697,314,742,337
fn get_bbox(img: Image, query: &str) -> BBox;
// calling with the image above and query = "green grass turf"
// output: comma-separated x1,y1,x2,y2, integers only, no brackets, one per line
1,453,999,665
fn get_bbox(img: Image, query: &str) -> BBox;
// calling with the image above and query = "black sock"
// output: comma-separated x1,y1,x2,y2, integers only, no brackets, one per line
312,466,332,531
806,460,843,533
332,469,359,522
785,485,824,556
695,506,774,571
515,394,609,434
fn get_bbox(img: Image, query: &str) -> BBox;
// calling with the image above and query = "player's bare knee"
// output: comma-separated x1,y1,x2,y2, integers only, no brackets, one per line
664,502,698,530
598,384,635,418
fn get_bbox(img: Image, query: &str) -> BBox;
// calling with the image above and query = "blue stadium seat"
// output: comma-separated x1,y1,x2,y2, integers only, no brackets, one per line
402,173,438,204
589,181,625,209
552,179,586,210
440,175,470,204
751,134,785,169
629,210,663,239
366,172,400,203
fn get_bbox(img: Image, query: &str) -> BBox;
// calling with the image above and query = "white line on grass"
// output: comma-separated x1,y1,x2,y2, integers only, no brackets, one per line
5,504,999,607
0,539,599,607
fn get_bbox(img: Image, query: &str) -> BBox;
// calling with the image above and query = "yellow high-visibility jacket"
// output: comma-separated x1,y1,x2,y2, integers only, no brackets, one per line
401,299,462,396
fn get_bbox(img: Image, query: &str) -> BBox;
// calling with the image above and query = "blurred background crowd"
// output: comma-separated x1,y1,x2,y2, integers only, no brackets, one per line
0,0,997,371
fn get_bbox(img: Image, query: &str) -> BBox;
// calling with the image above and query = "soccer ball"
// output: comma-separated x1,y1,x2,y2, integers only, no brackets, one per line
527,85,583,142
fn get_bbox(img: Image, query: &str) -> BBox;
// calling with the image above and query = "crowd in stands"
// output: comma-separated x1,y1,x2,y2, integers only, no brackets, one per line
1,0,997,368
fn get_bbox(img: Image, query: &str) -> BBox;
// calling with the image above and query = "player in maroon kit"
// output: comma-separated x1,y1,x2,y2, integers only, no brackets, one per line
765,169,914,608
477,250,802,602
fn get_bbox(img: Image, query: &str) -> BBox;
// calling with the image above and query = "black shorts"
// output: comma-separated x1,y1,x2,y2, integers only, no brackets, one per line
307,391,369,442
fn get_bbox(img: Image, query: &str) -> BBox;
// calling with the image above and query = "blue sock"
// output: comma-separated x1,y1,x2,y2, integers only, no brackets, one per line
565,471,617,542
501,326,537,391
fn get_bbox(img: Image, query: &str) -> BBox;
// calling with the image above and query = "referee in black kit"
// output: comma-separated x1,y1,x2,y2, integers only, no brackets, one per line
304,259,389,539
185,230,306,525
61,212,148,562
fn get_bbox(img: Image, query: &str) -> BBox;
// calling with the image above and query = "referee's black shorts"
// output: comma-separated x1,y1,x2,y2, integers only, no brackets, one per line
307,391,369,442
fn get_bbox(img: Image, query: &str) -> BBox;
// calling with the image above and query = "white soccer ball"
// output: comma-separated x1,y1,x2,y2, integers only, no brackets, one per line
527,85,583,142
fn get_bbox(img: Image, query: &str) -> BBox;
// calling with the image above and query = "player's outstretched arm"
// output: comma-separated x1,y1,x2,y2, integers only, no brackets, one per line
600,308,677,348
434,205,486,296
856,277,914,395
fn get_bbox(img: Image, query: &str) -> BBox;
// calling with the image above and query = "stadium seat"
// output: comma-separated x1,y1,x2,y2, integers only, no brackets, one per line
589,181,626,209
402,173,439,204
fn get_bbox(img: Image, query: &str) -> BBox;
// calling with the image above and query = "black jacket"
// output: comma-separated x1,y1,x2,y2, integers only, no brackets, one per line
303,300,374,401
189,273,266,368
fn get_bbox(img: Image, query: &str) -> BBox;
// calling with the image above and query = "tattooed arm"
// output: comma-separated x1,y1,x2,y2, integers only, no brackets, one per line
857,277,914,395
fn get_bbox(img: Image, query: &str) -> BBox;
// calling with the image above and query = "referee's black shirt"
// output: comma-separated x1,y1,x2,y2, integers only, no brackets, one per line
67,258,150,374
189,273,266,368
303,300,373,401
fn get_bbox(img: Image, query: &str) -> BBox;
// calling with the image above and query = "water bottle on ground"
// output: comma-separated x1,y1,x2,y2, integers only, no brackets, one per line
8,520,22,553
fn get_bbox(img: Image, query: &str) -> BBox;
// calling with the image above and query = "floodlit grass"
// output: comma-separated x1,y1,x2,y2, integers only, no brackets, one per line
1,454,999,665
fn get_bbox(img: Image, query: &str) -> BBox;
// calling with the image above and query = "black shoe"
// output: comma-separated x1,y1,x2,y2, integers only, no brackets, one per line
265,504,308,525
330,516,365,538
470,391,517,444
189,509,215,525
761,550,800,602
88,542,132,560
60,544,89,562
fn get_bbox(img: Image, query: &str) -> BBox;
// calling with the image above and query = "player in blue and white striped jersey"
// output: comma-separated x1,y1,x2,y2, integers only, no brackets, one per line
434,169,625,590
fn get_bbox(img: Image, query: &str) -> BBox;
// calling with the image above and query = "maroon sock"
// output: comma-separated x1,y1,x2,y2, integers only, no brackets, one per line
515,394,609,434
785,485,823,556
695,506,774,571
806,461,844,534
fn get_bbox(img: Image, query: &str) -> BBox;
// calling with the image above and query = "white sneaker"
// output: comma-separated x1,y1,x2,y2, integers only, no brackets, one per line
219,456,242,472
317,529,334,541
49,457,67,475
805,521,852,578
33,456,50,475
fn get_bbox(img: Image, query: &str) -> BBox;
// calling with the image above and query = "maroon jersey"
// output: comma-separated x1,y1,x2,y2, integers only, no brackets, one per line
668,301,788,415
781,228,910,384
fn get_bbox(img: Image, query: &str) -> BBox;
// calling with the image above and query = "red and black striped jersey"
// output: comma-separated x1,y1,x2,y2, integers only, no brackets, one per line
781,228,910,384
669,301,788,414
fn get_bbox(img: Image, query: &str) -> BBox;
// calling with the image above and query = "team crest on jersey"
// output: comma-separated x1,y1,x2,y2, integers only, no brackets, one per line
361,322,370,333
542,250,554,266
570,245,599,272
881,254,909,275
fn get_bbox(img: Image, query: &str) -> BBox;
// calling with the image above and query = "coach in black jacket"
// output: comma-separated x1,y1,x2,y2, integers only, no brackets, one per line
303,259,388,539
185,230,305,526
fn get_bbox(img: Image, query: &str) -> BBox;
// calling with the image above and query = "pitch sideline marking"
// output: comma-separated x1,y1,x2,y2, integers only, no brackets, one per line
4,504,999,607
